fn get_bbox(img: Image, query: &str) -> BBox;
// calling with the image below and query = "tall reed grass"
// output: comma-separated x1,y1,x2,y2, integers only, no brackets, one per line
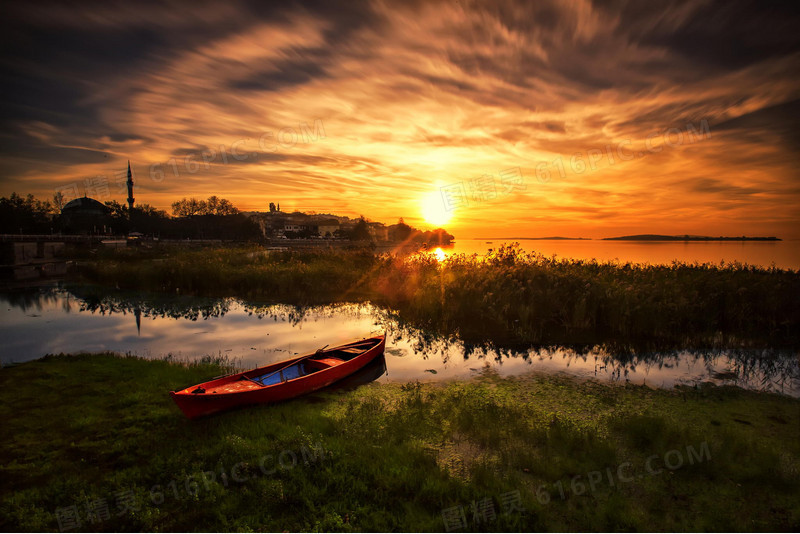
79,244,800,348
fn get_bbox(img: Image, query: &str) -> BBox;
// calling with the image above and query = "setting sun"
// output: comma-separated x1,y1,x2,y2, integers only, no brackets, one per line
420,191,453,227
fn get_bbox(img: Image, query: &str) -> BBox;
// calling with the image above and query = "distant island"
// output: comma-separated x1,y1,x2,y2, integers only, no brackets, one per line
475,236,590,241
604,234,781,241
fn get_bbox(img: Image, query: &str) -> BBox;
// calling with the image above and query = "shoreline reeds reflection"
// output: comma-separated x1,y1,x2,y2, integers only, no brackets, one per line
1,285,797,396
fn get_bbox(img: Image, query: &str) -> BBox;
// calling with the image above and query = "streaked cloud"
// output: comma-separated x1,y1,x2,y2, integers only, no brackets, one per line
1,0,798,237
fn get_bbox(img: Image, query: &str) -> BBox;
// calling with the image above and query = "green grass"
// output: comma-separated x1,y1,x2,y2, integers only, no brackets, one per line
77,244,800,348
1,353,798,531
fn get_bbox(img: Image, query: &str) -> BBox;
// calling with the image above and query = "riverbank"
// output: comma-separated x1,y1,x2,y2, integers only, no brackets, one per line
76,244,800,349
1,353,798,531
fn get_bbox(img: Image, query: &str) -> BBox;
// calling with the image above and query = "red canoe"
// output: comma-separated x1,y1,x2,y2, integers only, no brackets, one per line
170,335,386,419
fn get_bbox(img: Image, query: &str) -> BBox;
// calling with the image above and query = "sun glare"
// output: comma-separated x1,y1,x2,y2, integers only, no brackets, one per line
433,247,446,262
421,191,453,227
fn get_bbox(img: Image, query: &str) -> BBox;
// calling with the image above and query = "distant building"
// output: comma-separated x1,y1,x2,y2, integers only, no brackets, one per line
283,223,307,233
62,196,109,217
277,214,307,236
316,218,340,237
284,219,308,233
60,196,111,234
126,160,135,211
367,222,388,241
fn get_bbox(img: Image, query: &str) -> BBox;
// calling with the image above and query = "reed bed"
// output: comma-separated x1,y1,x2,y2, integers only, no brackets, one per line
79,244,800,348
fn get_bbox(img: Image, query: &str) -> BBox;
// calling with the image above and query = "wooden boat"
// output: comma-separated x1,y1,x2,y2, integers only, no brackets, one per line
170,335,386,419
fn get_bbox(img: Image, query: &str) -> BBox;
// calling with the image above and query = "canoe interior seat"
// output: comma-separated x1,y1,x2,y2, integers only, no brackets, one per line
281,363,305,381
251,362,308,386
244,353,350,387
252,372,282,386
325,348,364,361
308,357,345,369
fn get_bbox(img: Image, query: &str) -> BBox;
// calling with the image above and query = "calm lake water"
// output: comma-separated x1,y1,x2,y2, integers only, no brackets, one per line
2,285,798,397
438,239,800,270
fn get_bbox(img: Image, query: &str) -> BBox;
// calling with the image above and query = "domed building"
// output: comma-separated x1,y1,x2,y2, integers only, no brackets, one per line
61,196,111,233
62,196,110,216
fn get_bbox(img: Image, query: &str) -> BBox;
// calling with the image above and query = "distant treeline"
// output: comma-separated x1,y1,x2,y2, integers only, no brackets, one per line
0,193,58,234
0,193,262,240
0,193,453,244
385,218,454,245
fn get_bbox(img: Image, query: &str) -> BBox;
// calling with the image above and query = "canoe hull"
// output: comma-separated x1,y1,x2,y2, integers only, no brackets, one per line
170,335,385,419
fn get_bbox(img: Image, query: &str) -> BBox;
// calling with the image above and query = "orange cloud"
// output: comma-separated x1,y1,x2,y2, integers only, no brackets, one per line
1,0,798,238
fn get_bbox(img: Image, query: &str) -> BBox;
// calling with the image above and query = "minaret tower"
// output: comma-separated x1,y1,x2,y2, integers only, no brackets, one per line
126,160,135,211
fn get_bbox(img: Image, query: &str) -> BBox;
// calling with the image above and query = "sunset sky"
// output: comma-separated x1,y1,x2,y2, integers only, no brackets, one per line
1,0,799,238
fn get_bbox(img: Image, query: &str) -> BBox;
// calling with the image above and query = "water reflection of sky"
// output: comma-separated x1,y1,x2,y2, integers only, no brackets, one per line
436,239,800,270
1,287,798,397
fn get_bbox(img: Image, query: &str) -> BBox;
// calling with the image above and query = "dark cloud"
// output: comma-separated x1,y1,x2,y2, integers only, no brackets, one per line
689,178,763,196
4,146,110,168
106,133,150,143
713,98,800,154
412,72,479,94
621,0,800,71
0,0,381,154
230,58,330,91
519,121,567,134
172,146,212,157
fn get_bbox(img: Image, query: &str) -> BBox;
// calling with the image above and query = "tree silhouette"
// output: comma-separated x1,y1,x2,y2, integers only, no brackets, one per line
351,217,371,241
53,192,65,212
171,196,239,217
394,218,413,241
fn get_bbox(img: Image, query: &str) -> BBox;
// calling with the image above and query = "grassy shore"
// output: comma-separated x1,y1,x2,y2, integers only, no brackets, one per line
1,353,798,532
77,244,800,348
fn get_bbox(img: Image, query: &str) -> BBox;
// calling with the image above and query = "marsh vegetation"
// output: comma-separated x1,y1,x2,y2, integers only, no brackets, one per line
78,244,800,349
